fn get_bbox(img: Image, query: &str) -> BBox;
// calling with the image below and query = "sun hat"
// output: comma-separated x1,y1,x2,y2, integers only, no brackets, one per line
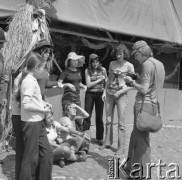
0,27,6,43
89,53,100,63
65,52,85,67
33,39,53,51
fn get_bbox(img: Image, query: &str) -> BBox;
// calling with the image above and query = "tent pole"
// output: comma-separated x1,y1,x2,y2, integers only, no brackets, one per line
106,31,114,41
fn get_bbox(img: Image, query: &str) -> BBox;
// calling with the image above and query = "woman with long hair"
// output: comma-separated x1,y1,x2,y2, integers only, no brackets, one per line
84,53,107,145
18,52,53,180
100,44,135,156
33,39,60,100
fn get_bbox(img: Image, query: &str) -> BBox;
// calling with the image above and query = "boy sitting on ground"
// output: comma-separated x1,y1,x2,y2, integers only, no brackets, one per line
59,102,91,157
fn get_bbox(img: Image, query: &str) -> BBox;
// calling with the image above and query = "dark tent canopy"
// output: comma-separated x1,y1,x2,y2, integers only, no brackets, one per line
1,0,182,44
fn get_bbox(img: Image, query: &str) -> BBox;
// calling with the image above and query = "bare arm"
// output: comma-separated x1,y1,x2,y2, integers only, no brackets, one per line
85,69,104,88
79,82,87,89
67,125,84,136
48,139,60,148
132,81,149,94
45,80,58,88
124,76,149,94
73,104,89,120
58,79,76,91
55,121,69,133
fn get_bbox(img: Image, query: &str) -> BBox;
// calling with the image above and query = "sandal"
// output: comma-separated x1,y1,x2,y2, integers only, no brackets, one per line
58,159,65,168
97,140,103,145
98,145,110,150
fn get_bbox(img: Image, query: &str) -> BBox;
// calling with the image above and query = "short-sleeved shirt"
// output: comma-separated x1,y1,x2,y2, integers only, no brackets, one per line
108,60,134,88
59,68,82,95
59,116,75,141
136,57,165,105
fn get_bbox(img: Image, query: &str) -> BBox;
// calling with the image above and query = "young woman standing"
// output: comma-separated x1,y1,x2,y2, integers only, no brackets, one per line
33,39,60,100
100,44,135,156
59,52,87,109
18,52,53,180
84,53,107,145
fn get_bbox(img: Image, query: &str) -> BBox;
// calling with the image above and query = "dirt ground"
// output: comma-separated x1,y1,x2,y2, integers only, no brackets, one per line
0,119,182,180
0,90,182,180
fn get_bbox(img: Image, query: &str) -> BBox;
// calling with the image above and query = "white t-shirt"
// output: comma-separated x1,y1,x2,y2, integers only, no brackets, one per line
46,121,62,141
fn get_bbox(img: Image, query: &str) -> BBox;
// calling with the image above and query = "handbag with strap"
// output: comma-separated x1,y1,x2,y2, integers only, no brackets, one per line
136,60,162,133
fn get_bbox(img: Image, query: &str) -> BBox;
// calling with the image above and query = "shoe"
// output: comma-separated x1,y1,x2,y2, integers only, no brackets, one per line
114,149,125,156
76,155,88,162
98,145,110,150
78,150,87,156
58,159,65,168
97,140,103,145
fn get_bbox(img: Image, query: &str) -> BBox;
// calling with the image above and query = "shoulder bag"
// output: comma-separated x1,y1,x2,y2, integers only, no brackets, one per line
136,60,162,133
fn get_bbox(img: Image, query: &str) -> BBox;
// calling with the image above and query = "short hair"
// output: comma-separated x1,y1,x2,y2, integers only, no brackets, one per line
26,52,44,70
63,102,74,117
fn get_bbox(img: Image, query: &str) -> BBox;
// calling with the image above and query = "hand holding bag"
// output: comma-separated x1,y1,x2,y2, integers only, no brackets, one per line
136,60,162,133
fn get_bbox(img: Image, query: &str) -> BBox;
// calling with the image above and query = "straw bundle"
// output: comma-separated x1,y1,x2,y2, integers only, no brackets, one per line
2,3,51,75
0,1,53,147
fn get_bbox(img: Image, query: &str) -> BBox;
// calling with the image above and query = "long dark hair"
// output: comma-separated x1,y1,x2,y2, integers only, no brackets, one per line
33,46,53,72
16,52,44,102
87,58,104,76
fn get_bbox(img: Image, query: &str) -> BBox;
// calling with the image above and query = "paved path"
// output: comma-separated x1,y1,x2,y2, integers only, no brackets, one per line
0,120,182,180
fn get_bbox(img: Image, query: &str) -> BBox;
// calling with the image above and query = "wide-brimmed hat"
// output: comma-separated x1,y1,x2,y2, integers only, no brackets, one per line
65,52,85,67
0,27,6,43
33,39,53,51
89,53,100,63
131,40,149,55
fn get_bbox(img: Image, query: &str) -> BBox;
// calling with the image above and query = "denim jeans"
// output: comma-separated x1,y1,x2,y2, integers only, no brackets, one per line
126,102,157,179
66,134,90,153
103,92,128,151
84,91,104,140
52,144,72,162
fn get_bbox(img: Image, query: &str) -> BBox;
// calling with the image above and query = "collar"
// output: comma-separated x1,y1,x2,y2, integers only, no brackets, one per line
27,73,37,81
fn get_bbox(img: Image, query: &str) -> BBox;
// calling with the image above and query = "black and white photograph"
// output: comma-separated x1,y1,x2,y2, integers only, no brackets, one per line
0,0,182,179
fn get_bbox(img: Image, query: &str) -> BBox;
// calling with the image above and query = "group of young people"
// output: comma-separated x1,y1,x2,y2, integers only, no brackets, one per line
11,38,165,180
11,40,90,180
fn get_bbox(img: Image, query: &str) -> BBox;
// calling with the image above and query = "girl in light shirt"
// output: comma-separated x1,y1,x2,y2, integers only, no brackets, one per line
100,44,135,156
17,52,53,180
